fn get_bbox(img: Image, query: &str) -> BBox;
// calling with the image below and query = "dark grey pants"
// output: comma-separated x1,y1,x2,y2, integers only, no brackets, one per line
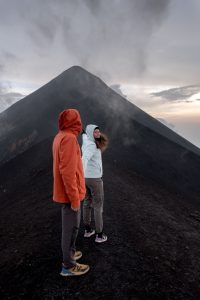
61,204,81,268
83,178,104,233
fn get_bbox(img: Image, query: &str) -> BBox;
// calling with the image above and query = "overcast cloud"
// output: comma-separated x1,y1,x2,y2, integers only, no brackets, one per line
1,0,200,86
150,85,200,103
1,0,200,85
0,82,24,112
0,0,173,84
0,0,200,147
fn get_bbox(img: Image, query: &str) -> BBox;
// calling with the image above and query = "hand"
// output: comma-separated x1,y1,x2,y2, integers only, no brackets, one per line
71,205,80,212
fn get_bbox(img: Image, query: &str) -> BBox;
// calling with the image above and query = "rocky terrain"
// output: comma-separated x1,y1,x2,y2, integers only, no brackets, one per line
0,66,200,299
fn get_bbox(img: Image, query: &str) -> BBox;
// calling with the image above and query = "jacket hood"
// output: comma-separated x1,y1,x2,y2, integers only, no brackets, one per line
86,124,99,142
58,109,82,135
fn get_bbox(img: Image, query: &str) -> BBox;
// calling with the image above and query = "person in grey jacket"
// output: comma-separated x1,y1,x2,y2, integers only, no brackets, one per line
82,124,108,243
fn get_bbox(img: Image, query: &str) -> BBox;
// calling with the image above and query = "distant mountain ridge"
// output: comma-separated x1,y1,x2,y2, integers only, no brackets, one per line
0,66,199,200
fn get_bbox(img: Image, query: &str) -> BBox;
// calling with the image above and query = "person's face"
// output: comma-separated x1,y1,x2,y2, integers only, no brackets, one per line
93,128,101,139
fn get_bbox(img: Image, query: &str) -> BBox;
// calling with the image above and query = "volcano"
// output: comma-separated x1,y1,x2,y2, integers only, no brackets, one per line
0,66,200,299
0,66,199,200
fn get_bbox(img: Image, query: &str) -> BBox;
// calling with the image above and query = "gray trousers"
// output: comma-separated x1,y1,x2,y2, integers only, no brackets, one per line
61,204,81,268
83,178,104,233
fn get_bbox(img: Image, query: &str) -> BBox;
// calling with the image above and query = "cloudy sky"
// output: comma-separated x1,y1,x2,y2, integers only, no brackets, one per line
0,0,200,147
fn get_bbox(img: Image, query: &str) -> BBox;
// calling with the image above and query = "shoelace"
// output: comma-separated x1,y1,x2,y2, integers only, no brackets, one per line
72,264,85,272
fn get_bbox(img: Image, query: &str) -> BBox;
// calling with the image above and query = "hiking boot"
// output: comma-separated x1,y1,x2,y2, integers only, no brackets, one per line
73,250,82,261
84,229,95,238
95,232,107,243
60,263,90,277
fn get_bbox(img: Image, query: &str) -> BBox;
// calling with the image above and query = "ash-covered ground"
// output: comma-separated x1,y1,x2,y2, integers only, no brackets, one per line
0,138,200,300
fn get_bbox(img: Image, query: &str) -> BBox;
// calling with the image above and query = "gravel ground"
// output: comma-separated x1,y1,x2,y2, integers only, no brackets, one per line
0,139,200,299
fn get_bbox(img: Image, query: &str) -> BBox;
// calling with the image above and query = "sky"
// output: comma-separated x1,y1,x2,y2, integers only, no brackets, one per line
0,0,200,148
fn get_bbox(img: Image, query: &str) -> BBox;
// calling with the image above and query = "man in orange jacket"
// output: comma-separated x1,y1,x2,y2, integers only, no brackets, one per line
52,108,89,276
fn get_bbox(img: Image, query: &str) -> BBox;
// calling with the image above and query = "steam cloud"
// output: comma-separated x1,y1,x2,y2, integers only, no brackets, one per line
0,0,171,82
0,83,24,113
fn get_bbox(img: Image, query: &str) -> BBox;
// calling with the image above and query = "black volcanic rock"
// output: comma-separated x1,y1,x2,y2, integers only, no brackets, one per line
0,138,200,299
0,66,199,201
0,66,200,298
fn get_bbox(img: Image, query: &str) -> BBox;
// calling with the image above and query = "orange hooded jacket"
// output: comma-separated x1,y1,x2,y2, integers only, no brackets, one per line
52,109,86,209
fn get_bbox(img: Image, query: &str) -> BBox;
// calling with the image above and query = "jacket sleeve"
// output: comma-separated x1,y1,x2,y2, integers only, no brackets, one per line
82,143,96,175
59,135,80,209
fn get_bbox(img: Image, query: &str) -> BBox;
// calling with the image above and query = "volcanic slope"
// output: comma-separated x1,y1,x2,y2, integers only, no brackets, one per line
0,66,199,201
0,138,200,300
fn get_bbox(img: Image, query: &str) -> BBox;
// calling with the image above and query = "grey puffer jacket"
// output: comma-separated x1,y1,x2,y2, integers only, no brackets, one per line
82,124,103,178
